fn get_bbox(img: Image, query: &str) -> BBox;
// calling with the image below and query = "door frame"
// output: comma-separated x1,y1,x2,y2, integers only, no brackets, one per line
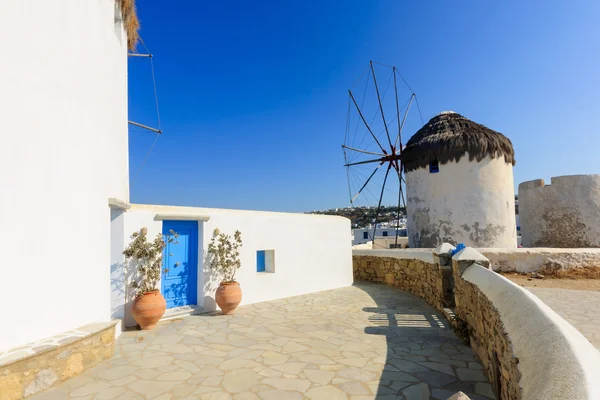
161,220,199,308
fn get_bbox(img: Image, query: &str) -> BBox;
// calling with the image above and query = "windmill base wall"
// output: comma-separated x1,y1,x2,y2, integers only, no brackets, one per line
406,155,516,248
518,175,600,248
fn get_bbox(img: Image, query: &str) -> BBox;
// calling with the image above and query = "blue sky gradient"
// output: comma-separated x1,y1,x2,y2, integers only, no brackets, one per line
128,1,600,212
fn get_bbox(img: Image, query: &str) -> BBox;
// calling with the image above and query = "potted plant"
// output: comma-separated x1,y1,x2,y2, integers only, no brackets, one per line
123,227,179,329
207,229,243,314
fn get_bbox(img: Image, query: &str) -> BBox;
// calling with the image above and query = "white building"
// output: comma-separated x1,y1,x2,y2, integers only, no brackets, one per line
403,112,517,248
352,227,407,246
0,0,133,352
112,205,352,328
0,0,352,354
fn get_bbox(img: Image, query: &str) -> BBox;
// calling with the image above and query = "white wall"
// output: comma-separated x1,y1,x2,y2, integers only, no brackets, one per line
519,175,600,247
0,0,129,351
462,262,600,399
112,205,353,326
406,154,516,248
479,247,600,273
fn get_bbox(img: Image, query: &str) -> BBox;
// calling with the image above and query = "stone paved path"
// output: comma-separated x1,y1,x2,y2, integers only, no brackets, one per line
526,287,600,350
32,283,494,399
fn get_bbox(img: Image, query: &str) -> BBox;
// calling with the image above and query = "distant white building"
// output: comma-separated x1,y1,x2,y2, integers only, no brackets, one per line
353,227,407,246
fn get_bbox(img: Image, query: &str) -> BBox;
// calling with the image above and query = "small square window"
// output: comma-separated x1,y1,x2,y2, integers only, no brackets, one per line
429,161,439,173
257,250,275,273
363,232,369,239
382,231,388,237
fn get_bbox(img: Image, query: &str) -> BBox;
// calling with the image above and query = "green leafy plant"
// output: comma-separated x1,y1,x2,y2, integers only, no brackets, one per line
207,229,242,283
123,228,179,297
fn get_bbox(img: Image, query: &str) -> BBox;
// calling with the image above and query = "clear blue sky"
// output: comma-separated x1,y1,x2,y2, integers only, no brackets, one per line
128,1,600,212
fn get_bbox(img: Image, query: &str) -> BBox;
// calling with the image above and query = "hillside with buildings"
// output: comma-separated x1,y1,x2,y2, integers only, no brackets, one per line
310,195,519,229
308,205,406,228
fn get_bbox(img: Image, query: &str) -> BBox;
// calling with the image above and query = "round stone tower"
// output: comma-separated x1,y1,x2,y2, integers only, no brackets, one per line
403,112,517,248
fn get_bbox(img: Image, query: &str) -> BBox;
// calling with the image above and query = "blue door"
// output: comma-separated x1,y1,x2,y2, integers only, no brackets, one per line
161,220,198,308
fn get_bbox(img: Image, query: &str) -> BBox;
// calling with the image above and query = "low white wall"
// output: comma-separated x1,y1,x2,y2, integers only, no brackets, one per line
463,263,600,399
478,248,600,272
112,204,353,326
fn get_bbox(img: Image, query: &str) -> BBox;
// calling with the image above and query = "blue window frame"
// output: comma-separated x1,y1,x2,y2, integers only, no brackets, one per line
429,161,439,173
256,250,266,272
363,232,369,239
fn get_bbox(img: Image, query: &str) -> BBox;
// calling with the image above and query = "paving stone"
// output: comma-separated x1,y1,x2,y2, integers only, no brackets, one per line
338,381,371,395
298,354,335,365
339,357,370,367
261,351,289,366
413,371,457,388
403,383,431,400
257,389,303,400
261,378,311,392
172,384,197,397
127,380,178,397
157,370,192,380
417,361,455,376
271,362,307,375
387,359,430,373
281,342,309,353
305,385,348,400
337,367,379,381
199,393,233,400
390,380,412,391
222,370,262,393
69,380,112,397
456,368,488,382
304,369,335,385
431,388,460,400
220,359,253,370
475,382,495,398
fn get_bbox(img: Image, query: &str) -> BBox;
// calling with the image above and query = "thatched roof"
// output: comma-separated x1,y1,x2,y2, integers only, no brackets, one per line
402,112,515,172
117,0,139,50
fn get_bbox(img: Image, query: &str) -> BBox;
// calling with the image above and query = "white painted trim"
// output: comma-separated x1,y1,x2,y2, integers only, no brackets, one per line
154,214,210,221
108,198,131,210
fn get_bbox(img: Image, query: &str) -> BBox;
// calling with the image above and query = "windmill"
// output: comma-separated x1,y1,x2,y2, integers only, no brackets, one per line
342,61,423,248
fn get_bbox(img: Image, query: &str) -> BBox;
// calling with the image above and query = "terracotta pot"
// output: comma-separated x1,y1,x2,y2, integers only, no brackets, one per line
131,291,166,330
215,282,242,315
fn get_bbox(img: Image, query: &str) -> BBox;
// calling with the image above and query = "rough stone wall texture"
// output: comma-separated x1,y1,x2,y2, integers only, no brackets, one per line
0,325,115,399
406,154,516,249
479,248,600,272
452,261,522,400
519,175,600,248
352,255,452,312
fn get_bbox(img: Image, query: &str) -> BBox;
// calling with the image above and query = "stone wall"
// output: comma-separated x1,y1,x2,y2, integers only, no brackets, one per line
519,175,600,247
451,251,521,399
352,250,453,313
0,322,116,399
